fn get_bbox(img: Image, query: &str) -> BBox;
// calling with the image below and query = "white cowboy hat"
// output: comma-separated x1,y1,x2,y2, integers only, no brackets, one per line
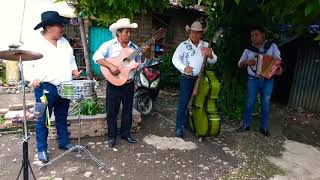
109,18,138,33
185,21,207,33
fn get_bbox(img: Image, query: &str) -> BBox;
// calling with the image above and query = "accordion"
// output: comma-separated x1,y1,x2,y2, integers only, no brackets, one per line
255,54,282,79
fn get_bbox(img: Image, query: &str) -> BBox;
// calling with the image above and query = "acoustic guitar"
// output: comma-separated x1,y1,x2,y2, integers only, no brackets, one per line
101,28,167,86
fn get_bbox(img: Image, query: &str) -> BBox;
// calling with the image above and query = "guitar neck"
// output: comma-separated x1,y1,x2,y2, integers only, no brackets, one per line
127,38,154,61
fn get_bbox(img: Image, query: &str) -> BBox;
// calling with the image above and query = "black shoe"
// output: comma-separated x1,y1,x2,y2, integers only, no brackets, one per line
38,151,49,163
176,133,184,139
259,128,270,137
121,136,137,144
236,125,250,132
108,138,116,147
58,144,75,150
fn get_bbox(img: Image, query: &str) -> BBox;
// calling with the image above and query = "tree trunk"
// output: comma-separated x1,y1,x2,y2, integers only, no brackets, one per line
78,16,93,80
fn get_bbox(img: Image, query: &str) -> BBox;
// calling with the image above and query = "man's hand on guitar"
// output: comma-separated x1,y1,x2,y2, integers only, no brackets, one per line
184,66,193,75
141,45,150,54
109,64,120,76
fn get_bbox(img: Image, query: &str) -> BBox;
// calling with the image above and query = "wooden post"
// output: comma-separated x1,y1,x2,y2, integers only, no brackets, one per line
78,16,93,80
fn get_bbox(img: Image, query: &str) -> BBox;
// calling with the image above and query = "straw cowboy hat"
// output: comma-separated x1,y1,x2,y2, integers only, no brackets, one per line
34,11,69,30
109,18,138,33
185,21,207,33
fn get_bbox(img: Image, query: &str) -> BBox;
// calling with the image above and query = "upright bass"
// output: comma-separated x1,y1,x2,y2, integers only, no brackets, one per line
188,29,223,137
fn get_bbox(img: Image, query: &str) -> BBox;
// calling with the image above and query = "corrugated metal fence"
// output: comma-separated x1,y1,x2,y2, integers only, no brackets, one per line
289,43,320,112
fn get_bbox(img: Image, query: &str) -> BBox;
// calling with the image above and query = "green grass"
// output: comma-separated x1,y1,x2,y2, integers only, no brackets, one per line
0,115,5,125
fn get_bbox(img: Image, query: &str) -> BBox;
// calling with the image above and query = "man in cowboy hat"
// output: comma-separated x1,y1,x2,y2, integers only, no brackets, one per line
93,18,148,148
24,11,81,163
172,21,218,138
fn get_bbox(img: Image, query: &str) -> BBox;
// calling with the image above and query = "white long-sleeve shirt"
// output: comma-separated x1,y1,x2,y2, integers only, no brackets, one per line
23,33,78,86
172,39,217,76
92,37,141,80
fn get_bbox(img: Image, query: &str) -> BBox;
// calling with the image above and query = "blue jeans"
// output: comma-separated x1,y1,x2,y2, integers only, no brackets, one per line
175,76,196,134
242,75,274,129
34,82,70,152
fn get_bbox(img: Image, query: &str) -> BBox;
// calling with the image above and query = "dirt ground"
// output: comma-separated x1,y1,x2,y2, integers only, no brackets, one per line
0,91,319,180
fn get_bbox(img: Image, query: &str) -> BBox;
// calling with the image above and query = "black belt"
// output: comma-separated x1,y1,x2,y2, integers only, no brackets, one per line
249,75,269,80
181,73,197,79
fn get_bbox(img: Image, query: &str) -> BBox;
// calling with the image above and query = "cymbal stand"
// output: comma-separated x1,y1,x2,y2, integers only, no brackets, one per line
41,96,107,170
16,54,36,180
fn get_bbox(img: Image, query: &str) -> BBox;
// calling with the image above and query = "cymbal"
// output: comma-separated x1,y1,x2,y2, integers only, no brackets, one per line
0,50,43,61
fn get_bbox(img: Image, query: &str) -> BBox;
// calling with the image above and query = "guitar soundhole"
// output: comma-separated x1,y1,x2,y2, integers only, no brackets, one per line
123,58,130,65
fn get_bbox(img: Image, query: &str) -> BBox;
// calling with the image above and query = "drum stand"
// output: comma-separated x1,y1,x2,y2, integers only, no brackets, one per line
41,97,106,170
16,55,36,180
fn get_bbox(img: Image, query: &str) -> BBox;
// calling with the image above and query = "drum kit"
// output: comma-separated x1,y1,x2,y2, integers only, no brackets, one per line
0,49,105,180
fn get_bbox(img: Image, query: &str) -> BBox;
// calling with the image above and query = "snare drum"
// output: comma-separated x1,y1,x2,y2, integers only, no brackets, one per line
57,80,95,100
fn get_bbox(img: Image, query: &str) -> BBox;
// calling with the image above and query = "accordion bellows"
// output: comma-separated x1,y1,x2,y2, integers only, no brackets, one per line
256,54,282,79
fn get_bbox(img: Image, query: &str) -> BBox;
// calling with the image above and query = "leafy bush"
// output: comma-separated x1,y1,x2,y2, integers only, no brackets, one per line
71,97,105,115
158,48,180,88
0,115,5,125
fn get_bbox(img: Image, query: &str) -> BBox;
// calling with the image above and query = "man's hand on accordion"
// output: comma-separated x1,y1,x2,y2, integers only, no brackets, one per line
274,66,283,75
246,59,257,66
239,59,256,68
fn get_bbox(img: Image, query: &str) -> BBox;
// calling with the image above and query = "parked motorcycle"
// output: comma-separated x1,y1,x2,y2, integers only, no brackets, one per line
133,58,162,115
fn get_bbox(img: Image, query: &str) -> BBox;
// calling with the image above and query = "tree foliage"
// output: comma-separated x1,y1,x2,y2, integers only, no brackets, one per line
238,0,320,39
182,0,320,120
60,0,170,26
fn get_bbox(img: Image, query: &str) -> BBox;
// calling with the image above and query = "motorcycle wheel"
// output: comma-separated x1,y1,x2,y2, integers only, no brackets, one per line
134,94,153,115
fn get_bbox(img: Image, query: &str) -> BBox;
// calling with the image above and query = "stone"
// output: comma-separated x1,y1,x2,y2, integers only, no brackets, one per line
9,103,34,111
0,80,3,86
87,142,95,146
8,81,16,86
38,177,50,180
222,147,231,151
0,108,9,115
84,172,92,178
66,167,79,173
0,87,5,94
4,110,33,120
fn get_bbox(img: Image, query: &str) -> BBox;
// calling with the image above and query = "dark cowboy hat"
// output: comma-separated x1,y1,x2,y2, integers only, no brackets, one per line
34,11,69,30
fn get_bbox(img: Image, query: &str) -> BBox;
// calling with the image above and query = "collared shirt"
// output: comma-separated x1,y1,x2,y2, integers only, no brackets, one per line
172,39,218,76
23,32,78,86
238,43,282,76
92,37,141,80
